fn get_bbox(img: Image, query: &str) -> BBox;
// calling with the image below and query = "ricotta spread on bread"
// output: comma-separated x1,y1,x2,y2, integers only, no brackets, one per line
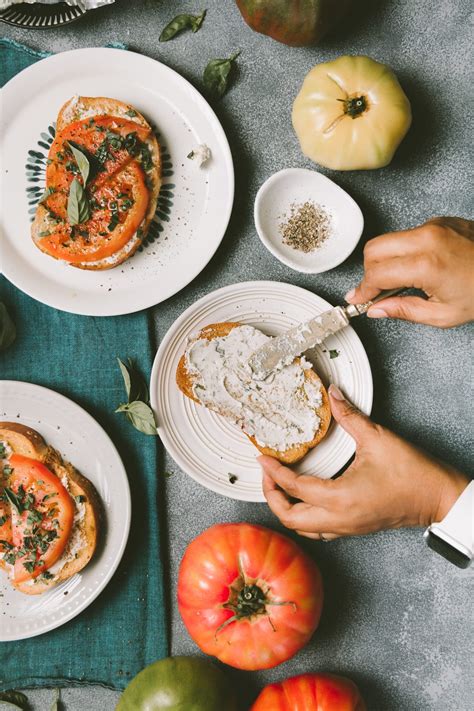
185,325,322,451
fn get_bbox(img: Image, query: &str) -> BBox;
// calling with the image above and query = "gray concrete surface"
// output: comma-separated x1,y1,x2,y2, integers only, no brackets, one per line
2,0,473,709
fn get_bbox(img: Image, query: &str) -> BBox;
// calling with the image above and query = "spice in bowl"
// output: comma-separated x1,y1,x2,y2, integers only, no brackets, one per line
279,201,332,253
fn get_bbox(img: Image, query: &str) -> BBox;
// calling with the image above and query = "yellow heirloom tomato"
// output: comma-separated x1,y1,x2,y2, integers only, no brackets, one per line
292,55,412,171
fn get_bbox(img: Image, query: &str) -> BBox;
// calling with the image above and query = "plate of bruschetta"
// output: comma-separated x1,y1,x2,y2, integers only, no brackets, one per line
0,380,130,640
0,47,234,316
150,281,373,501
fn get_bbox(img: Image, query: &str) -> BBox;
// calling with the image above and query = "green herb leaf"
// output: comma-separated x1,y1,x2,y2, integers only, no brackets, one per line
159,9,206,42
203,51,240,98
125,108,137,118
38,186,55,205
4,487,23,514
0,690,29,709
329,349,340,359
116,401,158,436
67,178,90,226
0,302,16,352
67,142,90,186
117,358,149,403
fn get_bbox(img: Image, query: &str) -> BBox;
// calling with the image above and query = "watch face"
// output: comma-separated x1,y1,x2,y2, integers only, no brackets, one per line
425,530,472,569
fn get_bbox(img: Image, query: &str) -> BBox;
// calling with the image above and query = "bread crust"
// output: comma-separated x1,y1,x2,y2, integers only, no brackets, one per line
176,322,331,464
31,95,161,271
0,423,101,595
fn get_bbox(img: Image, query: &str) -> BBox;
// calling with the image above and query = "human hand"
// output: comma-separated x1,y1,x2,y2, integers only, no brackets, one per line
260,385,469,540
345,217,474,328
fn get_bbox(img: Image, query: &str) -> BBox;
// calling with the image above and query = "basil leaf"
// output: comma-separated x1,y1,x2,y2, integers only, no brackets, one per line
67,142,90,186
0,690,28,709
203,51,240,98
117,358,149,403
67,178,90,225
0,303,16,352
116,401,158,436
4,487,23,514
38,186,55,205
159,9,206,42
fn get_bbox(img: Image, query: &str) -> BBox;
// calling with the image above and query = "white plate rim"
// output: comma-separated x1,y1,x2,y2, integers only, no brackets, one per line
254,168,364,274
0,47,235,316
150,280,373,501
0,380,131,641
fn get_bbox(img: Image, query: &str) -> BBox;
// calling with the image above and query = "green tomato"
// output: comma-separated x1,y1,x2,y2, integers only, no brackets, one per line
116,656,238,711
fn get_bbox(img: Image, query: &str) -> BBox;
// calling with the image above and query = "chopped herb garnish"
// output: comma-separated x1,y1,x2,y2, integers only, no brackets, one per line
228,473,238,484
3,465,12,476
0,515,7,526
0,443,6,458
76,495,86,503
4,487,23,513
0,539,13,550
42,570,54,580
23,561,36,573
126,108,137,117
108,212,120,232
329,349,340,359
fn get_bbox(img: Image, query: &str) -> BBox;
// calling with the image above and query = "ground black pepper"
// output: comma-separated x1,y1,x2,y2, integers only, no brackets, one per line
279,201,332,252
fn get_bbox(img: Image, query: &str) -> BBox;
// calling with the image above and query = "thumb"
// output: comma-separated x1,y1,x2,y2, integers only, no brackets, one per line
328,384,376,445
367,295,451,327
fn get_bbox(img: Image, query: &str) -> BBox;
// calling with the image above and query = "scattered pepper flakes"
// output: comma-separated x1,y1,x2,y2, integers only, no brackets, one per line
228,473,238,484
279,201,332,253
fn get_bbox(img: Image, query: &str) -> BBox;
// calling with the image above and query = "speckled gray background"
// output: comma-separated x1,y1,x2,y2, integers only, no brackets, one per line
2,0,473,709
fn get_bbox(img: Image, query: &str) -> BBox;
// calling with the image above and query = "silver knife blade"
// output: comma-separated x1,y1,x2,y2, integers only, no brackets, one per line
249,306,350,380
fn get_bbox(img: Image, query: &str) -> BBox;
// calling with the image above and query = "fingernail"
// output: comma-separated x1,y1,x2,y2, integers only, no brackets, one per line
329,383,345,401
367,308,387,319
345,288,356,302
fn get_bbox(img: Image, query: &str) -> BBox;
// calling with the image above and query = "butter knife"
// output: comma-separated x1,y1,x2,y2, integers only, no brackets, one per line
249,288,404,380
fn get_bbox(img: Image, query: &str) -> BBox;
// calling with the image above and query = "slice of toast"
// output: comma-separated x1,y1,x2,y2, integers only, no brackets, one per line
176,322,331,464
31,96,161,271
0,423,101,595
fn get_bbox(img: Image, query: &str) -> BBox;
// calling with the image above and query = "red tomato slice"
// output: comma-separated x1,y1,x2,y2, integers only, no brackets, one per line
38,161,149,264
45,115,151,198
7,454,74,583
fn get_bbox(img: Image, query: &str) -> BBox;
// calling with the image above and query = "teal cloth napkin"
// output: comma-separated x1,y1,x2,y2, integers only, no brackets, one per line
0,39,168,690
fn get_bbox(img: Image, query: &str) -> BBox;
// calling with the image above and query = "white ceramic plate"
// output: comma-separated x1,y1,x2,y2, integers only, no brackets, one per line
0,48,234,316
0,381,131,641
150,281,373,501
254,168,364,274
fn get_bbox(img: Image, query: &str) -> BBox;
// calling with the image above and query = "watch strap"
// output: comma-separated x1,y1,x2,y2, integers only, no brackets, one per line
424,480,473,568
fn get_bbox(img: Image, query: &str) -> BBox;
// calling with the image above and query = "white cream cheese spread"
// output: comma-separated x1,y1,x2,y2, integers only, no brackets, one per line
185,324,322,451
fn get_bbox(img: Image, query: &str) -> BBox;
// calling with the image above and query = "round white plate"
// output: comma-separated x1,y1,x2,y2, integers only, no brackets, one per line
254,168,364,274
0,381,131,641
0,48,234,316
150,281,373,502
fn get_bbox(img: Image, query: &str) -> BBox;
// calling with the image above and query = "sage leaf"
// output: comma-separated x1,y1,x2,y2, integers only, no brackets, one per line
203,51,240,98
0,690,28,709
0,303,16,352
67,178,90,225
160,9,206,42
68,142,90,186
116,401,158,436
117,358,149,403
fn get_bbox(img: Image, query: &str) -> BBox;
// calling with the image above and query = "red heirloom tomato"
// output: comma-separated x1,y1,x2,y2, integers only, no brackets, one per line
250,673,366,711
177,523,323,670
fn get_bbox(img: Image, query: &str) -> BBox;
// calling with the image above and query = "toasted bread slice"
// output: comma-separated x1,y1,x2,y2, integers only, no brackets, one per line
0,423,101,595
31,96,161,271
176,322,331,464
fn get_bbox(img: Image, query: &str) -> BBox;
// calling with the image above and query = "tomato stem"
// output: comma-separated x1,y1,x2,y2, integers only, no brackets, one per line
338,95,368,118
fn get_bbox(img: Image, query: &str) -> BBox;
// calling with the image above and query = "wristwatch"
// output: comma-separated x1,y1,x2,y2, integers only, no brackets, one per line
424,481,473,568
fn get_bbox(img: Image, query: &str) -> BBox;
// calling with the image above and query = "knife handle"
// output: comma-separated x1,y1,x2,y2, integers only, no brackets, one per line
344,288,406,318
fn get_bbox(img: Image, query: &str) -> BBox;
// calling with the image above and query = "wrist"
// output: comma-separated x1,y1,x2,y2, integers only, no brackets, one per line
431,470,470,524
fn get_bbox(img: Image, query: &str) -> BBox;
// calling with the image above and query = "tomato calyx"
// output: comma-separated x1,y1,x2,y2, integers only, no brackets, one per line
216,570,297,638
338,95,368,119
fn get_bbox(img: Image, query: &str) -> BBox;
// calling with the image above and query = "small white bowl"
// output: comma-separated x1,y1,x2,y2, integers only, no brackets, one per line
254,168,364,274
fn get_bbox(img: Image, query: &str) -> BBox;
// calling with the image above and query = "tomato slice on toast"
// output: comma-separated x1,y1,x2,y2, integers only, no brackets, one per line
5,454,74,584
38,161,149,263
